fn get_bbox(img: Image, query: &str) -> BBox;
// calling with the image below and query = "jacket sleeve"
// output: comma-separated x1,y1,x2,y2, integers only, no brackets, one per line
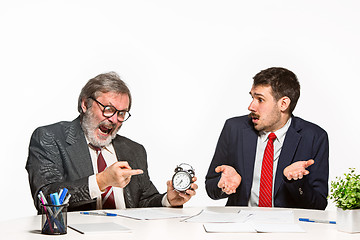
280,130,329,210
119,140,165,208
205,120,233,200
25,127,94,213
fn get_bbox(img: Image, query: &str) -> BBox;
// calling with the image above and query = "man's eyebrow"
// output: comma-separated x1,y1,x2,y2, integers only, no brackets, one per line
107,101,129,111
249,91,265,97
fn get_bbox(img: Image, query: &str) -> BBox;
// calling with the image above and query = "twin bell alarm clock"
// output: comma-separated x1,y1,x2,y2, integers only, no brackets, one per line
172,163,195,192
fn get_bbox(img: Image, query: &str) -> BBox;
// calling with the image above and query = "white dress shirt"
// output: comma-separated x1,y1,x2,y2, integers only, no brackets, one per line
88,143,127,209
248,117,292,207
86,140,171,209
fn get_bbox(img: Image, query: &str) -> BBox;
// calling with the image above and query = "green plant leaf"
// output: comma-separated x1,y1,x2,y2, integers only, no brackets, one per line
329,168,360,210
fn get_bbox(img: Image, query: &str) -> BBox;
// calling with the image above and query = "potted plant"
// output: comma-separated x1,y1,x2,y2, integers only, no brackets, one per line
329,168,360,233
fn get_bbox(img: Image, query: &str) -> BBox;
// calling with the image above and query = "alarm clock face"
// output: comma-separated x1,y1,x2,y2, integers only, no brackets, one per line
172,171,192,192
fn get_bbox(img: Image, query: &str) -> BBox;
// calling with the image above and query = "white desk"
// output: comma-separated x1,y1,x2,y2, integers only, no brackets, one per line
0,207,358,239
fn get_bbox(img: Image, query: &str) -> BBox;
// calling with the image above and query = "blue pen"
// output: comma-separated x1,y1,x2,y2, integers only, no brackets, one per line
299,218,336,224
80,211,117,217
59,188,68,204
50,192,60,205
53,194,72,218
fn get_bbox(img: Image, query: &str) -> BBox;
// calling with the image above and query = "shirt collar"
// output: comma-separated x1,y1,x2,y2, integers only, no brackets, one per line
259,117,292,144
85,137,115,154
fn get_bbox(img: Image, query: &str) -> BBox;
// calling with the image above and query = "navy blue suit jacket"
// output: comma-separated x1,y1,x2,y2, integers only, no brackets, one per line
205,115,329,210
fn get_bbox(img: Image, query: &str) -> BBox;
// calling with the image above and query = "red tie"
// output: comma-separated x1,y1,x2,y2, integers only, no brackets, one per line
259,132,277,207
93,146,116,209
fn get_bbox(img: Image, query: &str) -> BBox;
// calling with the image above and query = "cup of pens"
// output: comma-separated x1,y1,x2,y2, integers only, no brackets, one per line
41,203,68,235
38,188,71,235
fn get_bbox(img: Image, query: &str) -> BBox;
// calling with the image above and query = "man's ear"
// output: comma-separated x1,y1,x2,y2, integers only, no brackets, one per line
81,98,88,113
279,96,291,113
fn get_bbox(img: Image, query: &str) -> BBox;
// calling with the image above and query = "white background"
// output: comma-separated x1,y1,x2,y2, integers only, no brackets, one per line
1,0,359,221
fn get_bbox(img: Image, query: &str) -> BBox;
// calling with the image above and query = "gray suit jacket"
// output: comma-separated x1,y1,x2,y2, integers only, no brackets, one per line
26,117,164,212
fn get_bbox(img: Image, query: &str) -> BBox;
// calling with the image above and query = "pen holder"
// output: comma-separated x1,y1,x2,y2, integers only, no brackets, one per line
41,203,68,235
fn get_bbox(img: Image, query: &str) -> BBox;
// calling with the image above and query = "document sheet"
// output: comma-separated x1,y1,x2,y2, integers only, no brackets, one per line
106,208,192,220
69,222,131,234
191,209,305,233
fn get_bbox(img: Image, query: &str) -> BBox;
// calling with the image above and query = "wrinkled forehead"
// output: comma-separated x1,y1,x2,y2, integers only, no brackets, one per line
250,84,274,97
97,92,130,109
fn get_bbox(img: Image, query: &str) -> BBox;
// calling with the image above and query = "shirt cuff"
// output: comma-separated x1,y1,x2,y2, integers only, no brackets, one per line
162,194,171,207
88,174,102,199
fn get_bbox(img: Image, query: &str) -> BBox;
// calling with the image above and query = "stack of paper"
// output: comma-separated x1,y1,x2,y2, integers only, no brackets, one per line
203,222,305,233
185,209,305,233
183,209,246,223
106,208,191,220
69,222,131,234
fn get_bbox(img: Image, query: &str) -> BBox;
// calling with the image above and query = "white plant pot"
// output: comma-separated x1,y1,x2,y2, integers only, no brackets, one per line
336,208,360,233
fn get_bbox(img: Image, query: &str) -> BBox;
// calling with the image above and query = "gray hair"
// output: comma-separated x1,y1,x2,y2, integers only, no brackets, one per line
77,72,132,116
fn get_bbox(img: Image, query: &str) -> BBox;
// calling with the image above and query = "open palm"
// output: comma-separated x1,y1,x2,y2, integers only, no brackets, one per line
215,165,242,194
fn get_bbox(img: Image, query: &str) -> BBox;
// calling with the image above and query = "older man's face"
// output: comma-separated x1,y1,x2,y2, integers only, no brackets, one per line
81,92,130,147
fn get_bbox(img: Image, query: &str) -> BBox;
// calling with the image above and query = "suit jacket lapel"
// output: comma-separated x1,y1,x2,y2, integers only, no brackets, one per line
242,127,258,199
65,117,94,177
273,121,301,197
112,137,124,161
112,136,136,208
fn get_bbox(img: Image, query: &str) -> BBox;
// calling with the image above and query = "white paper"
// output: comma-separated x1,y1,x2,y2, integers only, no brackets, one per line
184,209,246,223
69,222,131,234
253,223,305,233
203,222,305,233
184,209,294,224
106,208,190,220
240,210,295,224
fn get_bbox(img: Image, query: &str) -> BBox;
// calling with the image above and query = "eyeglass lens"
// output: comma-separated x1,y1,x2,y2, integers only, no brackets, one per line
91,97,130,121
103,106,130,121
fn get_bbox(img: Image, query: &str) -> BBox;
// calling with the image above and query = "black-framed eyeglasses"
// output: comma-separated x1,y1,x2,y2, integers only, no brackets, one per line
90,97,131,122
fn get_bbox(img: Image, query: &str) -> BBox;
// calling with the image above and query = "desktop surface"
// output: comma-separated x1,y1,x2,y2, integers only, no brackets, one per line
0,206,358,240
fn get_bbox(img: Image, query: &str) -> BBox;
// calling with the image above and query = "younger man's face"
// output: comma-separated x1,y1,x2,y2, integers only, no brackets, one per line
248,85,283,133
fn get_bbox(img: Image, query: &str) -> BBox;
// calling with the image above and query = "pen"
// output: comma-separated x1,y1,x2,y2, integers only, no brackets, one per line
53,194,72,218
63,193,71,205
39,191,48,204
80,211,117,217
38,191,54,215
38,194,54,233
59,188,68,204
50,192,61,205
299,218,336,224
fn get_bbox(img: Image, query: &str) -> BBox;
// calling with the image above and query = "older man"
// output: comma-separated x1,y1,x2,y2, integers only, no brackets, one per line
26,72,197,212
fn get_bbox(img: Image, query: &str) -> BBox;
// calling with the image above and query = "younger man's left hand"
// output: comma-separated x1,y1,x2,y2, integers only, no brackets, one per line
283,159,314,181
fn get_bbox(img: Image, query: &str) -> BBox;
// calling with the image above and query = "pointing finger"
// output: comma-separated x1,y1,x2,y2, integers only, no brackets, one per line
125,169,144,176
117,161,132,169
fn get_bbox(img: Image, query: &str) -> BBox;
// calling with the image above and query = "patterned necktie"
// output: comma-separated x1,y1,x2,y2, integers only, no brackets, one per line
258,132,277,207
93,146,116,209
